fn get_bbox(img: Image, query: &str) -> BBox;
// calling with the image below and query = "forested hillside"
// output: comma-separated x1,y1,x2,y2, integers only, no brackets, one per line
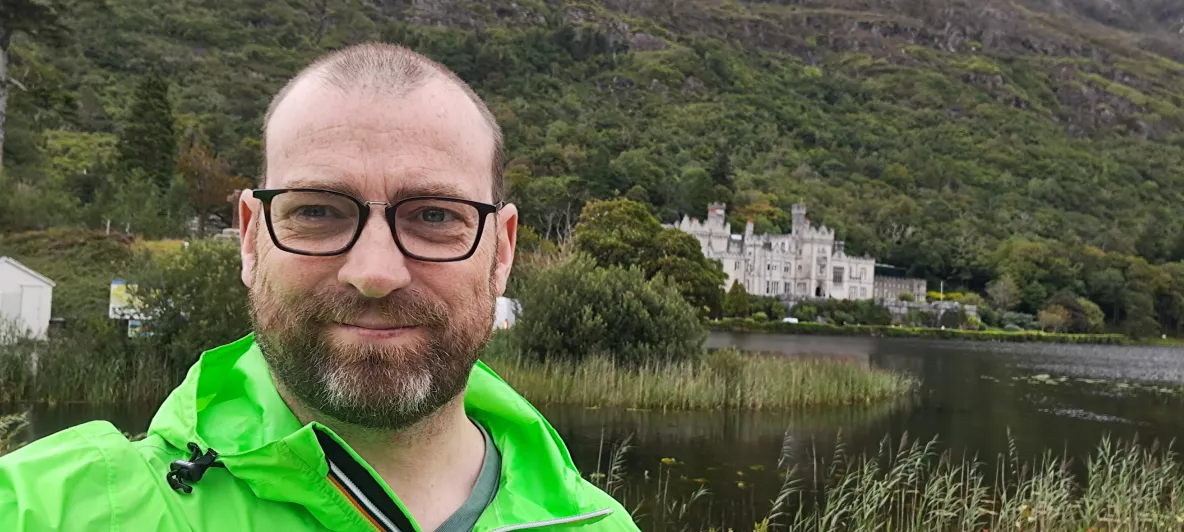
4,0,1184,335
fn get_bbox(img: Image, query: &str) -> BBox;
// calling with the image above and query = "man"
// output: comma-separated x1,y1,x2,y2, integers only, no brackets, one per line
0,43,637,531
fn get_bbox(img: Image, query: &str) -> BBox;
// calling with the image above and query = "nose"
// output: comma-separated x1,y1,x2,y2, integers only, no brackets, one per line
337,207,411,298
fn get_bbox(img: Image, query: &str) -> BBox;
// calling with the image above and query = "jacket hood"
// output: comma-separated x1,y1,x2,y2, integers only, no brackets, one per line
146,333,608,530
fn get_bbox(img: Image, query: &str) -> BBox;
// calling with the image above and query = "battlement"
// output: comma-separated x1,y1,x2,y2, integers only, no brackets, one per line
676,213,730,234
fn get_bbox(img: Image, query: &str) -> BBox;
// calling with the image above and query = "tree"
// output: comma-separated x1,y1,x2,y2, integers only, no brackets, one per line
573,198,726,317
709,142,733,188
1038,305,1071,333
116,73,177,194
723,280,750,318
987,275,1020,311
0,0,69,170
510,254,705,366
1044,291,1086,333
175,131,250,236
898,292,915,302
1078,296,1105,333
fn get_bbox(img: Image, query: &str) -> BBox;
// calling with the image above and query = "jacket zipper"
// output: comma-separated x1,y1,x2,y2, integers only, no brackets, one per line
487,508,614,532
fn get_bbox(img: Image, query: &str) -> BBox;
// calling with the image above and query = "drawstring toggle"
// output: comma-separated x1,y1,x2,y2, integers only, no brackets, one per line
167,442,226,493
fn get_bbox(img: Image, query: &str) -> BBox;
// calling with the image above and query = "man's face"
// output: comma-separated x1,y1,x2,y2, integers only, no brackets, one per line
239,76,517,430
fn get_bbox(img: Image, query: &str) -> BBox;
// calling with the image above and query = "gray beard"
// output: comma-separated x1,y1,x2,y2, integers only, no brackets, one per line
249,279,494,431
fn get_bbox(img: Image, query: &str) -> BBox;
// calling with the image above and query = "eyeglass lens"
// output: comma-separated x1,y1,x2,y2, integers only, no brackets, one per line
268,191,482,258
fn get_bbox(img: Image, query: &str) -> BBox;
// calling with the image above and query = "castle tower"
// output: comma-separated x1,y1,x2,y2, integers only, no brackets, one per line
791,204,807,235
707,203,726,228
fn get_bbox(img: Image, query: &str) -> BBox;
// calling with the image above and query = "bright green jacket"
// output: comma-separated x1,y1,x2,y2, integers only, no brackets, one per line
0,334,637,531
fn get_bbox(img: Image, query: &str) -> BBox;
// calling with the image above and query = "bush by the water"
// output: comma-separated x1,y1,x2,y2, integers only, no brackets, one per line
511,254,706,366
712,318,1128,345
791,299,893,326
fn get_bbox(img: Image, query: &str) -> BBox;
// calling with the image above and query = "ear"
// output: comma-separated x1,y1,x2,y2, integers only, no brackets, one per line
239,189,261,288
492,203,518,297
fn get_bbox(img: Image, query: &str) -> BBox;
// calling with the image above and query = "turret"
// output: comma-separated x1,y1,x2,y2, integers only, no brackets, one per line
791,204,807,234
745,218,754,238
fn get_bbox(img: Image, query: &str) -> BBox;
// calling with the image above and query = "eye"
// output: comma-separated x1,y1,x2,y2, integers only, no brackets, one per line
296,205,330,218
419,208,454,223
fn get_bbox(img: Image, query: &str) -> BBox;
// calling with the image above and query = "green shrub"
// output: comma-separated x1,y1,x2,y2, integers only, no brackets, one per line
511,254,706,366
127,238,251,372
752,311,768,322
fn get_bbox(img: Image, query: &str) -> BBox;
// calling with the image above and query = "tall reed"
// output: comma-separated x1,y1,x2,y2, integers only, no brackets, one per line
608,431,1184,531
482,343,917,410
0,413,28,457
0,320,180,405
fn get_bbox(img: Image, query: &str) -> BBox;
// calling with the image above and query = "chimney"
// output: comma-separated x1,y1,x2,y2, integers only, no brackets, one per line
745,218,754,237
835,241,845,256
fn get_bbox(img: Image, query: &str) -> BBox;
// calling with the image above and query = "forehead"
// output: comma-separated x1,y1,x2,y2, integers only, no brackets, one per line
264,76,494,201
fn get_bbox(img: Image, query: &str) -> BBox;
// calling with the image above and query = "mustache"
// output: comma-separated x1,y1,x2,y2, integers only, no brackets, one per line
259,282,450,329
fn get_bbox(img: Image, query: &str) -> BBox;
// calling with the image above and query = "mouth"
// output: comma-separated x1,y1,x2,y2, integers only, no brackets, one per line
332,322,422,340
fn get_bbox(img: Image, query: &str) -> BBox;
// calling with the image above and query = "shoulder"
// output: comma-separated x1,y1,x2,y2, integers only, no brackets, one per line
572,479,640,530
0,420,160,530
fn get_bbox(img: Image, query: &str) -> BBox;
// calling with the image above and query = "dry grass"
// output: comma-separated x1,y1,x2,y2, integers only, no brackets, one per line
612,431,1184,531
481,339,917,411
0,413,28,457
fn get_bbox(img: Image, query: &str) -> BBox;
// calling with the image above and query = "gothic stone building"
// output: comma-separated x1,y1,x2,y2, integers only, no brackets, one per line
670,203,876,300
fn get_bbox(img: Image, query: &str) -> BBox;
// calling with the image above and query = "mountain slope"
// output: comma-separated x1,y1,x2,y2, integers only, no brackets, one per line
5,0,1184,333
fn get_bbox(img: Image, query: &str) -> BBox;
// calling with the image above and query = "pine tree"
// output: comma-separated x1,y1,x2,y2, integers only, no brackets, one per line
723,280,750,318
1,0,70,171
709,142,733,188
116,73,176,193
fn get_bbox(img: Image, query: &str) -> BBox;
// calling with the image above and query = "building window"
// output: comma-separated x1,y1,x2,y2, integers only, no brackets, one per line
797,264,803,273
833,267,844,284
861,287,868,298
784,264,790,272
861,267,867,279
818,264,826,276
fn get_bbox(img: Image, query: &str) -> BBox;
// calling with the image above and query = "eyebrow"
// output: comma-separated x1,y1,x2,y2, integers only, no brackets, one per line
277,178,479,203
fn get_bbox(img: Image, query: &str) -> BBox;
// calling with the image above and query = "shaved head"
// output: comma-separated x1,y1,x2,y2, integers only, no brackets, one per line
261,43,505,202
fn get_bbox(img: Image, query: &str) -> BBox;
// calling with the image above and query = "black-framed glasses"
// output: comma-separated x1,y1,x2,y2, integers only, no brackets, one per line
252,188,503,262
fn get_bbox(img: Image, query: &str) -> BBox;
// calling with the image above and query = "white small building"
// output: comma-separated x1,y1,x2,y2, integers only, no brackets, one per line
0,257,56,343
493,297,520,330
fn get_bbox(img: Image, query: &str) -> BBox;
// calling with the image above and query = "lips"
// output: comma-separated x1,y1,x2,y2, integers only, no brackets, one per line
338,322,416,330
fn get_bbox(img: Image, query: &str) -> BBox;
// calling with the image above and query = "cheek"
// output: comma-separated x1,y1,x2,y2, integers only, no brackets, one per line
412,261,493,304
259,252,338,294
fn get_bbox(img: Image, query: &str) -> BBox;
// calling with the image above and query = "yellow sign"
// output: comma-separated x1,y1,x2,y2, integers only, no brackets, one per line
108,280,148,320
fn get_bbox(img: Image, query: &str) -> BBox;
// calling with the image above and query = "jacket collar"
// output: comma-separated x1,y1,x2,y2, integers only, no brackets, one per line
147,333,604,530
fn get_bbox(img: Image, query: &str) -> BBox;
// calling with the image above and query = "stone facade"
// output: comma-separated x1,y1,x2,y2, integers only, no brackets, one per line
873,264,928,302
669,203,876,300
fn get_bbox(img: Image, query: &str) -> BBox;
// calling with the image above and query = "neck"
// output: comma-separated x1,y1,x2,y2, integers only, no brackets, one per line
277,383,487,530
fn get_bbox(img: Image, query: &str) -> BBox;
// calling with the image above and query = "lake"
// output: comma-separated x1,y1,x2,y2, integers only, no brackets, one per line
9,332,1184,529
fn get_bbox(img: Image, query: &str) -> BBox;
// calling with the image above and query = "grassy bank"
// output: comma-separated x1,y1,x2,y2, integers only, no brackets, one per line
596,432,1184,531
481,336,917,410
712,318,1130,345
